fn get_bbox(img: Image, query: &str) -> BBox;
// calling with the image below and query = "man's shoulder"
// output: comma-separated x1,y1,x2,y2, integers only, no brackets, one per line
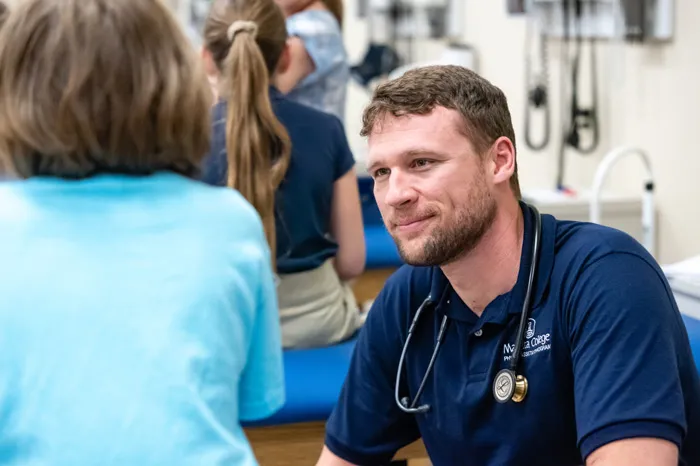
552,218,655,273
355,265,439,368
365,265,436,329
549,217,668,313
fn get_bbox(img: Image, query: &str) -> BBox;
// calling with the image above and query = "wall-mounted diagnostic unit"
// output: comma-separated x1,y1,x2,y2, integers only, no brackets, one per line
510,0,675,42
511,0,674,194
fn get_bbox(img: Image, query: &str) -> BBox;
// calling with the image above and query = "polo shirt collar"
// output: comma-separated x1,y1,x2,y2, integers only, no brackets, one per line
431,201,556,324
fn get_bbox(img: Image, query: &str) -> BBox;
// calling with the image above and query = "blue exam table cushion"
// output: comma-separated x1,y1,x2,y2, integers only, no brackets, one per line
682,314,700,373
365,225,403,269
244,337,358,427
358,175,404,269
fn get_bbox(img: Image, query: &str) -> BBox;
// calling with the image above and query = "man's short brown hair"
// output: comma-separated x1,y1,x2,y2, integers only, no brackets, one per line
0,0,212,179
362,65,520,198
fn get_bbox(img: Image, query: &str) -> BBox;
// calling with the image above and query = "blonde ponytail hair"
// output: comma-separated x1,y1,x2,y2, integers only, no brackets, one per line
204,0,291,268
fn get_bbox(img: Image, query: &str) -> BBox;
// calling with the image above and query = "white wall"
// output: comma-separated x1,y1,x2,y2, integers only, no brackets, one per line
343,0,700,265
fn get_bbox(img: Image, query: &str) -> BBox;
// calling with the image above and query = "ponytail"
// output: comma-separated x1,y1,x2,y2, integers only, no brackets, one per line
224,21,291,269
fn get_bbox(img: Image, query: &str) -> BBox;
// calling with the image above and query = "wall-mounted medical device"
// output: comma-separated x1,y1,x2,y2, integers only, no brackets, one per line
519,0,675,43
359,0,464,40
352,0,474,87
513,0,673,194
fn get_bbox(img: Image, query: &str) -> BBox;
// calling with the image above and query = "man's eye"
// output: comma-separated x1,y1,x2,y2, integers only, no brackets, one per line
413,159,432,168
374,168,390,178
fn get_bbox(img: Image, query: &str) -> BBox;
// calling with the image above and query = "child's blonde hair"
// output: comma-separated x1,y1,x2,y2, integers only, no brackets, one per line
203,0,292,266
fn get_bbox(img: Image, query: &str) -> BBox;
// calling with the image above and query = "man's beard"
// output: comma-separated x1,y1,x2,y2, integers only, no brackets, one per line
395,178,497,267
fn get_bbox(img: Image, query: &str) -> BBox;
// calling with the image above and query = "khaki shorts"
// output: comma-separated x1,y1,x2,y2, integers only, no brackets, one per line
277,259,363,349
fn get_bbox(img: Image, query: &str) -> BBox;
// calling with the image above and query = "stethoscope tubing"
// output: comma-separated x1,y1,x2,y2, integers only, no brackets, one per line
394,204,542,412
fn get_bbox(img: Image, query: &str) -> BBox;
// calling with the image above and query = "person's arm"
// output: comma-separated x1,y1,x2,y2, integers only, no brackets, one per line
316,446,357,466
586,438,678,465
330,168,365,281
567,250,687,465
317,267,422,465
275,36,315,94
329,116,364,281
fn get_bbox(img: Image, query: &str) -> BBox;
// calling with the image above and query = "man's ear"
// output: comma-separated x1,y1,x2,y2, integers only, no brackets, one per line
489,136,516,187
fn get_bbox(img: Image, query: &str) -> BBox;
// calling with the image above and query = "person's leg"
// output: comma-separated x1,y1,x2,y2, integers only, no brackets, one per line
278,260,362,349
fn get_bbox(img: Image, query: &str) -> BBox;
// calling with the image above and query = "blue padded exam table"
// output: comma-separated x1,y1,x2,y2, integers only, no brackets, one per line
683,314,700,373
245,337,358,428
359,175,403,269
670,277,700,373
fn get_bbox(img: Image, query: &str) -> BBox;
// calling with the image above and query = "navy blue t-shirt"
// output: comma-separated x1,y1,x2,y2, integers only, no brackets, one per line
325,203,700,465
201,87,355,274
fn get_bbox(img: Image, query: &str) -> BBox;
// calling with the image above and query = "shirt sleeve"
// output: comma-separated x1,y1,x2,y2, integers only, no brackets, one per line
324,268,421,465
567,252,688,460
286,11,346,87
330,115,355,181
238,239,285,421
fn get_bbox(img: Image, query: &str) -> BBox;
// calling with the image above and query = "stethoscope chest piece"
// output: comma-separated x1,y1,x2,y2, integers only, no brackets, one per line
493,369,528,404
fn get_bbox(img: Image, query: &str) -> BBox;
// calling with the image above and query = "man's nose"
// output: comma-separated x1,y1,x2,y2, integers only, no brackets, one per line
381,171,418,208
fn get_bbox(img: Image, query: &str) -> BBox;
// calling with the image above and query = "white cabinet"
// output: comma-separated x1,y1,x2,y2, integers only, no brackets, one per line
523,188,655,251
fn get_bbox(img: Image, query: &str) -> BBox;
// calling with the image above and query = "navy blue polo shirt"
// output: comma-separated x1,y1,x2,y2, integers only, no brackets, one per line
201,87,355,274
325,203,700,465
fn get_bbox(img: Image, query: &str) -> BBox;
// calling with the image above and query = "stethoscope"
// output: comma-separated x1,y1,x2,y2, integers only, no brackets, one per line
395,204,542,414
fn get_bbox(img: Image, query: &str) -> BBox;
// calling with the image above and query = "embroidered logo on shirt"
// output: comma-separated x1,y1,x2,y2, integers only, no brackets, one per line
503,318,552,362
525,318,536,339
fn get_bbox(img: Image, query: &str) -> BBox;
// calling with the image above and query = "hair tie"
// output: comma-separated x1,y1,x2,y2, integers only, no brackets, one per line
227,20,258,41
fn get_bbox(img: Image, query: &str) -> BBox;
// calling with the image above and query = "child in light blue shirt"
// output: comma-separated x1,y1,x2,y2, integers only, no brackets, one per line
0,0,284,464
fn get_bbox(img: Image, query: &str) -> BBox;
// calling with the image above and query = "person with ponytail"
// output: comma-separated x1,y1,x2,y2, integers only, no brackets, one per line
272,0,349,122
202,0,366,350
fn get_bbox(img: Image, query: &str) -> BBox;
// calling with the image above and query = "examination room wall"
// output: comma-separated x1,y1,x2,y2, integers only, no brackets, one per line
344,0,700,265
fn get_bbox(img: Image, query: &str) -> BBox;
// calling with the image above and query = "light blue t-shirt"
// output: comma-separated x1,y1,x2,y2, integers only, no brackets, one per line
0,172,285,465
285,9,350,122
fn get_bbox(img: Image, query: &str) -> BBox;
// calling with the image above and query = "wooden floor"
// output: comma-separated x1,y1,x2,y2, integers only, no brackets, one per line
351,267,397,304
245,421,429,466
